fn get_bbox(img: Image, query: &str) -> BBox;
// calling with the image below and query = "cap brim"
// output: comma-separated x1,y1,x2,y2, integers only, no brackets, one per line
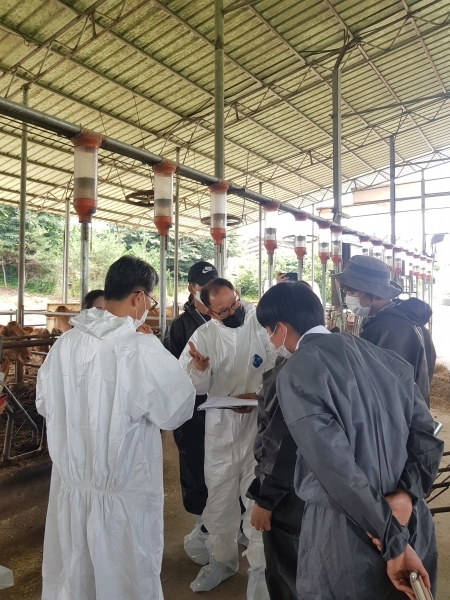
193,273,218,286
333,271,402,300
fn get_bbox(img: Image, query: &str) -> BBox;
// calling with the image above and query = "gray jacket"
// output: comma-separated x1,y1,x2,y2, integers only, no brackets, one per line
277,332,443,599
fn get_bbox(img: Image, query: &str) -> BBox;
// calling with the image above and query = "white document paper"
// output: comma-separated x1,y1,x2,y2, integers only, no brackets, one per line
0,565,14,589
197,396,258,410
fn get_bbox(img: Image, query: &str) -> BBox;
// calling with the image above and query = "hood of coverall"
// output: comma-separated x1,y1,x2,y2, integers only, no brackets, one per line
70,308,137,340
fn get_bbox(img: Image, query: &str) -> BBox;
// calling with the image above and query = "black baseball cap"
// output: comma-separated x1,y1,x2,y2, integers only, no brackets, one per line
188,261,218,286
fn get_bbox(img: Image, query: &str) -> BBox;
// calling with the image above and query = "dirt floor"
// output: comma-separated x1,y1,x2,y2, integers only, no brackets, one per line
0,406,449,599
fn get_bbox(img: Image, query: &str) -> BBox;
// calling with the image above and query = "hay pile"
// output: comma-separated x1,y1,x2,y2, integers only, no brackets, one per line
430,363,450,413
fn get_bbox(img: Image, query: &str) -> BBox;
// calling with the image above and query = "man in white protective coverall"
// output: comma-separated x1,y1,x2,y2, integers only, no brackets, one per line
36,256,196,600
179,278,275,600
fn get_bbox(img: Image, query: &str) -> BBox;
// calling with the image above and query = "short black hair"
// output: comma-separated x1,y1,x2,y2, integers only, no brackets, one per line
256,281,324,335
200,278,234,308
104,256,159,301
82,289,104,310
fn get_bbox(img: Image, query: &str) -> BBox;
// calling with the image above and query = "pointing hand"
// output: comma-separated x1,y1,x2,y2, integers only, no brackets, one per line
188,341,210,372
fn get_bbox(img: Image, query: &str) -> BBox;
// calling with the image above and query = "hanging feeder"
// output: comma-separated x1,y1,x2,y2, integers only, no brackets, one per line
209,181,229,244
359,235,372,256
152,161,176,236
330,225,343,266
294,212,309,260
263,202,279,255
394,247,404,276
372,239,383,261
383,243,393,272
71,131,104,223
318,222,330,264
406,251,414,277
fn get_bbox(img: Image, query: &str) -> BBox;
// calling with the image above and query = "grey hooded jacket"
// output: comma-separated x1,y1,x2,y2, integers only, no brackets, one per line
277,331,443,600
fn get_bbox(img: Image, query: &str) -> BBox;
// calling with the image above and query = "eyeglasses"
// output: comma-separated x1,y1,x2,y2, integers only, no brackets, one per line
135,290,158,311
209,297,241,320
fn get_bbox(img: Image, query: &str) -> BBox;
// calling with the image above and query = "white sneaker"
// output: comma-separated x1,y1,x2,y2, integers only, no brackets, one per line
190,561,238,592
247,567,269,600
184,523,209,566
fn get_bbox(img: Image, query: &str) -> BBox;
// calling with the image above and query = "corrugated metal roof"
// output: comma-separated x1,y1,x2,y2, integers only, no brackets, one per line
0,0,449,236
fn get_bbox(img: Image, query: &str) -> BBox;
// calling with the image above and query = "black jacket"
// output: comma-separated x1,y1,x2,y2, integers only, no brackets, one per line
164,298,209,359
247,358,303,516
360,298,436,405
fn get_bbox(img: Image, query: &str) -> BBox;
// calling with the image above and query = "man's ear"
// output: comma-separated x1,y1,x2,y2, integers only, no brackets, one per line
188,283,195,295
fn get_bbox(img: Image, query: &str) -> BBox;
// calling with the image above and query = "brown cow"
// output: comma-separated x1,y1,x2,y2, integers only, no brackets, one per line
23,326,51,358
52,306,75,334
0,321,31,381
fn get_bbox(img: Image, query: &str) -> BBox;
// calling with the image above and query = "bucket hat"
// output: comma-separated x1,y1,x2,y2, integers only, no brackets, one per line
332,255,403,299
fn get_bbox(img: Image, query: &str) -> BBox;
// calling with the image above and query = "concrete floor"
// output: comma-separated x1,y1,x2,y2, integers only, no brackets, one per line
0,415,449,600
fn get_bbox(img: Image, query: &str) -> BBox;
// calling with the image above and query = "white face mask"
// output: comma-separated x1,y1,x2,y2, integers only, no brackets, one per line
195,291,204,306
345,294,372,318
134,293,149,329
269,324,293,360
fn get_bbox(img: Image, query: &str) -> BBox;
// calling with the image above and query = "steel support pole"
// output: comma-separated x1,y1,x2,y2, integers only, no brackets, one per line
17,85,29,327
173,147,180,318
214,0,225,277
62,194,70,304
214,0,225,180
421,170,426,254
298,259,303,281
267,254,274,290
258,183,263,299
332,66,342,225
80,222,89,305
311,206,315,288
159,235,167,339
322,262,327,323
390,135,396,244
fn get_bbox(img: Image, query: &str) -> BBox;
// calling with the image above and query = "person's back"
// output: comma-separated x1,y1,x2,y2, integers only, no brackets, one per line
247,358,304,600
179,279,274,599
280,331,440,599
333,256,435,405
256,281,443,600
163,261,218,563
360,297,436,398
37,257,195,600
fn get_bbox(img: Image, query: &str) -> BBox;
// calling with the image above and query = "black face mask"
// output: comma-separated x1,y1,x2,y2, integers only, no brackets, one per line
221,305,245,329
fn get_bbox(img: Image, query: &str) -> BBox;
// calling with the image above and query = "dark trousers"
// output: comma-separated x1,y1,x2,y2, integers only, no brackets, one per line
263,492,304,600
173,395,208,515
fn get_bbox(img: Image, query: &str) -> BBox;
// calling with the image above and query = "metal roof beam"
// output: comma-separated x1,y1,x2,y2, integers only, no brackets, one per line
399,0,447,94
0,67,304,199
321,0,436,152
148,0,374,177
0,0,111,86
246,4,402,167
51,0,335,180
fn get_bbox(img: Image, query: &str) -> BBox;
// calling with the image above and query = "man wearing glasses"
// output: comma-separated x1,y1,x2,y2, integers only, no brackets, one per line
164,261,218,565
179,278,275,600
36,256,196,600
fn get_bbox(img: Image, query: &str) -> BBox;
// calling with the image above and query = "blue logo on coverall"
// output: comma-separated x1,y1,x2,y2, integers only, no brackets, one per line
252,354,263,368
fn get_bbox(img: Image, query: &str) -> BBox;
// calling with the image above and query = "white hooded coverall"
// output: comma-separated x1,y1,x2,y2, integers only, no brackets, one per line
179,303,274,576
36,309,196,600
